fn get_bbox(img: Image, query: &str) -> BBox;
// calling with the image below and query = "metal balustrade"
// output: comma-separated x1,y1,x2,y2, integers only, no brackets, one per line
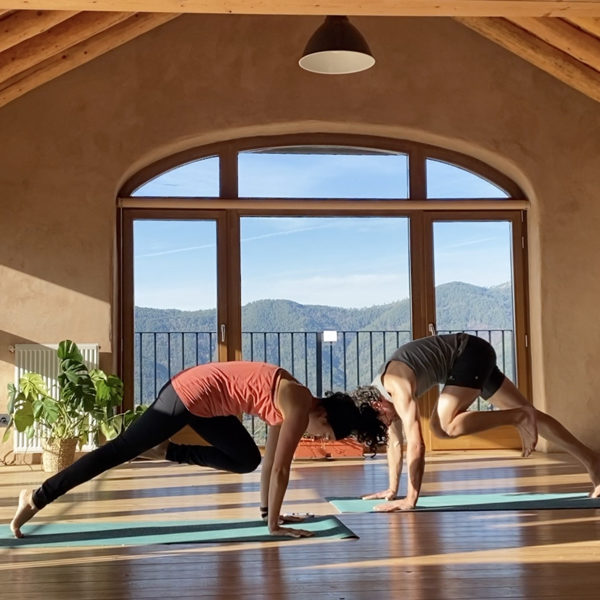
133,329,515,444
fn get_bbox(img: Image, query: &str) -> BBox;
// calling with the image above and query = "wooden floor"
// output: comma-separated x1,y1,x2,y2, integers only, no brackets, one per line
2,450,600,599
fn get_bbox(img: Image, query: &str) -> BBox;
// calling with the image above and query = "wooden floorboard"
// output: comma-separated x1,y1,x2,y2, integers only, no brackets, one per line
2,450,600,599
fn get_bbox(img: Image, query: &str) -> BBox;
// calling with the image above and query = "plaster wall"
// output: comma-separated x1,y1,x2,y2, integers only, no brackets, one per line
0,15,599,458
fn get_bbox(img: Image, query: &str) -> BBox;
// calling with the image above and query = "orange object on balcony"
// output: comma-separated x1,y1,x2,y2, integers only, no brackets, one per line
293,437,365,460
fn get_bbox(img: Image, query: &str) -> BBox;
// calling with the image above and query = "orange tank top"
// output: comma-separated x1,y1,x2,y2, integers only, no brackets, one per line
171,361,285,426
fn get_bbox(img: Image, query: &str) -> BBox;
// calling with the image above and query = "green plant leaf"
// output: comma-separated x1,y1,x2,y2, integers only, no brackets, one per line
93,378,111,404
100,418,121,440
14,403,34,431
57,340,84,362
20,372,48,397
2,418,14,443
39,397,61,424
60,370,96,411
7,383,17,413
59,358,90,384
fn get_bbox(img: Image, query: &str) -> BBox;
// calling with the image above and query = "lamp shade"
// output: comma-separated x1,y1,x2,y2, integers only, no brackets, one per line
299,16,375,75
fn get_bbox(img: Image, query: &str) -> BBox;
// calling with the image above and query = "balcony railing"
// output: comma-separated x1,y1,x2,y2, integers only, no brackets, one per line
134,328,515,410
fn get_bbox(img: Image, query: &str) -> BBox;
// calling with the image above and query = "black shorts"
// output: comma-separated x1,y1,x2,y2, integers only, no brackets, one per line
445,335,505,399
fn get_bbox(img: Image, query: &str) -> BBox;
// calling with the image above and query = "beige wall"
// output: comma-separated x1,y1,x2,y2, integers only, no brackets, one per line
1,15,599,457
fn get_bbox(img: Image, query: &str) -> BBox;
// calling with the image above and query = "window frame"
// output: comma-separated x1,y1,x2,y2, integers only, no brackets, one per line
118,134,530,451
120,134,525,202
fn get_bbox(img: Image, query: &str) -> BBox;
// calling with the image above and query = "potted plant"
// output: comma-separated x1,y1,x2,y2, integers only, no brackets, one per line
3,339,144,472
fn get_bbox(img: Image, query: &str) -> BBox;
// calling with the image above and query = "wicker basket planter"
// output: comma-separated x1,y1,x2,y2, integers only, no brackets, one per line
41,437,78,473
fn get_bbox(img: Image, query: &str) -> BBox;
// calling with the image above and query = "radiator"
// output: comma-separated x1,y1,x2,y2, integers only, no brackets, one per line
12,343,100,452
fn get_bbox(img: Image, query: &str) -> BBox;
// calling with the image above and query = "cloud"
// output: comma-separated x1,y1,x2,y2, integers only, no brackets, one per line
137,221,338,258
136,242,216,258
440,236,500,250
241,222,337,243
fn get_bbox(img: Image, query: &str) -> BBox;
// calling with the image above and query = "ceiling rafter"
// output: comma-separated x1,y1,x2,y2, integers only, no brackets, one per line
507,17,600,69
565,16,600,36
0,10,79,53
457,17,600,102
2,1,600,17
0,12,132,82
0,12,179,109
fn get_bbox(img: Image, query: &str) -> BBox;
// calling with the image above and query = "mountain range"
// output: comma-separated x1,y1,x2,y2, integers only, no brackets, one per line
135,280,513,333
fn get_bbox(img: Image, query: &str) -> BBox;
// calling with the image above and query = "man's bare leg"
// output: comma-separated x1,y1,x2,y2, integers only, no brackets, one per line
10,489,39,538
490,378,600,496
434,385,538,457
535,411,600,498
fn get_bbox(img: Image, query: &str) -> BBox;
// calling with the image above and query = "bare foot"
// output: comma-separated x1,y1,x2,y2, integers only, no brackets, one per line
516,405,538,457
138,440,169,461
10,489,39,538
585,454,600,497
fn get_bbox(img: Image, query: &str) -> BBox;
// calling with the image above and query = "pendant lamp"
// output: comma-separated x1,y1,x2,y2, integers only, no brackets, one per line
299,16,375,75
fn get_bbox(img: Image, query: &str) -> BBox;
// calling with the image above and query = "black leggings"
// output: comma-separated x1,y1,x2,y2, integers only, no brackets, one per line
32,382,262,509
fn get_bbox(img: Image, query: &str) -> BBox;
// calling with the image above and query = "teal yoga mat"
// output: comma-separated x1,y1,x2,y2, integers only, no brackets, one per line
1,516,357,548
328,492,600,513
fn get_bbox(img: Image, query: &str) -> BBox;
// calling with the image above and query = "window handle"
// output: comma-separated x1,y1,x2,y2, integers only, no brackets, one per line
428,322,437,336
220,323,226,343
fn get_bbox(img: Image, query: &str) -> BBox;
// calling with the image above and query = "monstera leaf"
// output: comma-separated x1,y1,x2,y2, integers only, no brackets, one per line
13,399,34,432
57,339,84,363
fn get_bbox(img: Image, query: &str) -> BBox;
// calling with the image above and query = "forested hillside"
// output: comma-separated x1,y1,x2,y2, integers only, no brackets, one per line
135,281,513,333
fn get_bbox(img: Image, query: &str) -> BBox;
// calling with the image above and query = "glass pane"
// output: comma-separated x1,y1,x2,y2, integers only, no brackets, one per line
427,159,509,198
240,216,411,444
131,156,219,197
433,220,516,409
133,220,218,405
238,147,408,198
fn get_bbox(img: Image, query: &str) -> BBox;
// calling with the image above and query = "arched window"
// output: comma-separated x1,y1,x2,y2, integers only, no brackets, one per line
132,156,219,197
237,147,409,198
122,136,522,200
119,135,529,452
426,158,510,198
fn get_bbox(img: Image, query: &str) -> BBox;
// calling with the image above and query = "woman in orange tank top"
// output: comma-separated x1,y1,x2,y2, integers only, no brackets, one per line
11,361,386,539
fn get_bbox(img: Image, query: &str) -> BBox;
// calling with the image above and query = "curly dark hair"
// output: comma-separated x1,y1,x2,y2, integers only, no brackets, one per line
352,386,391,453
321,390,389,454
352,385,385,406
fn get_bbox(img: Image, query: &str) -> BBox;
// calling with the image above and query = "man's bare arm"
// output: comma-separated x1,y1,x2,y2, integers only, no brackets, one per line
362,418,403,500
375,389,425,511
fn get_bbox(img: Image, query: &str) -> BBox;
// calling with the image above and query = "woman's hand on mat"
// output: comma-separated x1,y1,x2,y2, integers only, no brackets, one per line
362,488,396,501
373,497,415,512
269,525,314,538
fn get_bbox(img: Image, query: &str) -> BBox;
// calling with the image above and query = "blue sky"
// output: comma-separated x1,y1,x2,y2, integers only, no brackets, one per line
133,153,512,310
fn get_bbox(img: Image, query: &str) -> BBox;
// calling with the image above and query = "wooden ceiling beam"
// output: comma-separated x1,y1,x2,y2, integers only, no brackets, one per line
566,16,600,36
0,12,132,82
457,17,600,102
2,1,600,18
507,17,600,70
0,12,179,109
0,10,78,53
